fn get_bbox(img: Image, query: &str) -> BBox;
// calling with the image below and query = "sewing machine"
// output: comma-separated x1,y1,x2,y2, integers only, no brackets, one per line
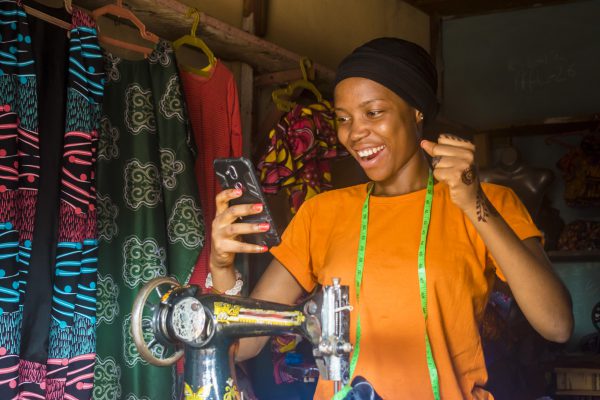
131,276,352,400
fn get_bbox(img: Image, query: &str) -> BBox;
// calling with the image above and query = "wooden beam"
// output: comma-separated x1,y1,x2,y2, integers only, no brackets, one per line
75,0,335,81
254,69,303,87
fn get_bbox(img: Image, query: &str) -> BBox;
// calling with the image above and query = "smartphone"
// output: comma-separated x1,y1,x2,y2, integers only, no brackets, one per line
213,157,281,248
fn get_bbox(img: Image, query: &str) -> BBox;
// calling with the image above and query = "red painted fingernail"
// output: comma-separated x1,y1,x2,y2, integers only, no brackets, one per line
258,222,270,231
261,245,269,252
233,188,242,196
252,203,263,212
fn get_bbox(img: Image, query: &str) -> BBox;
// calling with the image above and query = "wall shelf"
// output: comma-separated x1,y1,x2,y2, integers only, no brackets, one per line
477,113,600,137
403,0,576,17
548,250,600,263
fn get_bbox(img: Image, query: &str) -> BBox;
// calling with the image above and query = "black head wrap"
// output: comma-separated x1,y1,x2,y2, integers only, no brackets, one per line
334,37,439,126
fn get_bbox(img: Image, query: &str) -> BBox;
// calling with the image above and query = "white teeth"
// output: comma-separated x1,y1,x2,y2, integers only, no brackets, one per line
357,145,385,158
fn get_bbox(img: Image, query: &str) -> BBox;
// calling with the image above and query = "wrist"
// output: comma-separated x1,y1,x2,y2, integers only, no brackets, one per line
460,196,479,219
206,267,242,295
204,269,244,296
463,187,500,224
209,254,234,272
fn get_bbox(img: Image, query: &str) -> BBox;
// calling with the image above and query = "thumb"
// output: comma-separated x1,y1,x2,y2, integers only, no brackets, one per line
420,139,436,157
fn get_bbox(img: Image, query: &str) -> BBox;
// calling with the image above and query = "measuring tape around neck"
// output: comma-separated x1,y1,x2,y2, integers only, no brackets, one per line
333,170,439,400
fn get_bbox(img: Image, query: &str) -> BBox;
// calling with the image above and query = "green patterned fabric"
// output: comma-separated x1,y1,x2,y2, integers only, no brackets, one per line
94,41,203,400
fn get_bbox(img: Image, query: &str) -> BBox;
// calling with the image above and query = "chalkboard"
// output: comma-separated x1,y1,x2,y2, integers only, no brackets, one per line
441,0,600,130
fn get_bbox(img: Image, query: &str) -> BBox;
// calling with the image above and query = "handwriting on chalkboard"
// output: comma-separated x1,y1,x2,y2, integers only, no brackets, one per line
508,53,576,93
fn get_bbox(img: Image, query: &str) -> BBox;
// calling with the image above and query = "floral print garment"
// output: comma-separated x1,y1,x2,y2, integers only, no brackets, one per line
258,101,348,214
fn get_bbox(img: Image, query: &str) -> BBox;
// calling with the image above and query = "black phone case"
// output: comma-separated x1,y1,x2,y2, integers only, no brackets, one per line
213,157,281,248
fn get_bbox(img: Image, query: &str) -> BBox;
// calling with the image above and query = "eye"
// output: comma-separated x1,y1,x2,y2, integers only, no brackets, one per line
367,110,383,118
335,115,351,124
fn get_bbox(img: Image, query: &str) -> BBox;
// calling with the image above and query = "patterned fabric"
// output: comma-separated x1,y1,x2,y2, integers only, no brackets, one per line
271,334,302,384
557,134,600,207
557,219,600,251
0,3,104,399
258,101,347,214
94,41,203,400
46,14,103,400
0,2,39,396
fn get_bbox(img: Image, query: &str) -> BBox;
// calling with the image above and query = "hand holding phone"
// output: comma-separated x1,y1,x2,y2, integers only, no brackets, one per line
213,157,281,248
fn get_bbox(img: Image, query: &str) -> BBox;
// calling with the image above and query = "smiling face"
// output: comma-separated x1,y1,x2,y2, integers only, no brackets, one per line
334,77,428,195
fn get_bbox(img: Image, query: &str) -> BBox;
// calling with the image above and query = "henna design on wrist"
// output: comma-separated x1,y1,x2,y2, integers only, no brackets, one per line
476,187,499,222
461,165,476,185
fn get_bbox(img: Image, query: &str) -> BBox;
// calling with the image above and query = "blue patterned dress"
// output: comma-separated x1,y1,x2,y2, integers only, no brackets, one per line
0,2,103,399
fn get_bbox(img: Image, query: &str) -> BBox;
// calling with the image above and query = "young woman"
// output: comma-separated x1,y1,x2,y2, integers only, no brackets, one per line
208,38,573,399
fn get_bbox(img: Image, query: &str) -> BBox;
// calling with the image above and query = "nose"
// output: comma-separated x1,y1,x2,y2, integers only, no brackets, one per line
348,118,369,143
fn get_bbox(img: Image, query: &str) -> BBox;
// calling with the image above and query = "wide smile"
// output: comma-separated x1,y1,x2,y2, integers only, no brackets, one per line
356,145,386,162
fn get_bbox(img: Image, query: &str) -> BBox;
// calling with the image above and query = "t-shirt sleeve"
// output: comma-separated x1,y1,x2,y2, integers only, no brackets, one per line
269,200,317,292
483,184,543,281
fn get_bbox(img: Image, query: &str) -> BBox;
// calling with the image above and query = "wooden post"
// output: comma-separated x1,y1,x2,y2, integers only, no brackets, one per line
243,0,267,37
473,133,492,168
236,4,256,295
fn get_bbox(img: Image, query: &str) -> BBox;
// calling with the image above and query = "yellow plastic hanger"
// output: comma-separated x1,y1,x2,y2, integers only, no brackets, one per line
172,8,216,77
272,57,323,112
91,0,159,58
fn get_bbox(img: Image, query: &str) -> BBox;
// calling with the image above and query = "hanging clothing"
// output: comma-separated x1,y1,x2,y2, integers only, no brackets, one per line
0,2,103,399
257,101,347,214
557,219,600,251
94,40,203,400
180,61,242,290
556,133,600,207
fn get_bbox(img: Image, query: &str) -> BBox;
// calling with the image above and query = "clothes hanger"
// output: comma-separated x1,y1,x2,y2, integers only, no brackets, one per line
172,8,216,77
272,57,323,112
22,0,72,31
91,0,159,58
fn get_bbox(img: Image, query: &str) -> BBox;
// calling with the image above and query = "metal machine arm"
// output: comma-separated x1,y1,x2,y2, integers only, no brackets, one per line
131,276,352,400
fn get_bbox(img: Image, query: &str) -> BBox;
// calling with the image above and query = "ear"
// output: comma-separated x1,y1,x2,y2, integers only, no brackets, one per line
414,109,424,140
415,109,424,124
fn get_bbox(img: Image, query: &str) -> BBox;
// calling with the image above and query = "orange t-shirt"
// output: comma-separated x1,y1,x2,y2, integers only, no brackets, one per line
270,182,541,399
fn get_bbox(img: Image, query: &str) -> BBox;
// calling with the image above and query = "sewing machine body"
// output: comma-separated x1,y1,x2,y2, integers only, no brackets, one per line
131,277,352,400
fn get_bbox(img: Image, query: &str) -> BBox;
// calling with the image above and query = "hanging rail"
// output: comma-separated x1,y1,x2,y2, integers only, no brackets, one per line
74,0,335,83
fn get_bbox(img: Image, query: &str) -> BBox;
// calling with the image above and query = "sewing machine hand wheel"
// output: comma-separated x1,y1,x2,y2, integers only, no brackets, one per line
131,276,184,366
